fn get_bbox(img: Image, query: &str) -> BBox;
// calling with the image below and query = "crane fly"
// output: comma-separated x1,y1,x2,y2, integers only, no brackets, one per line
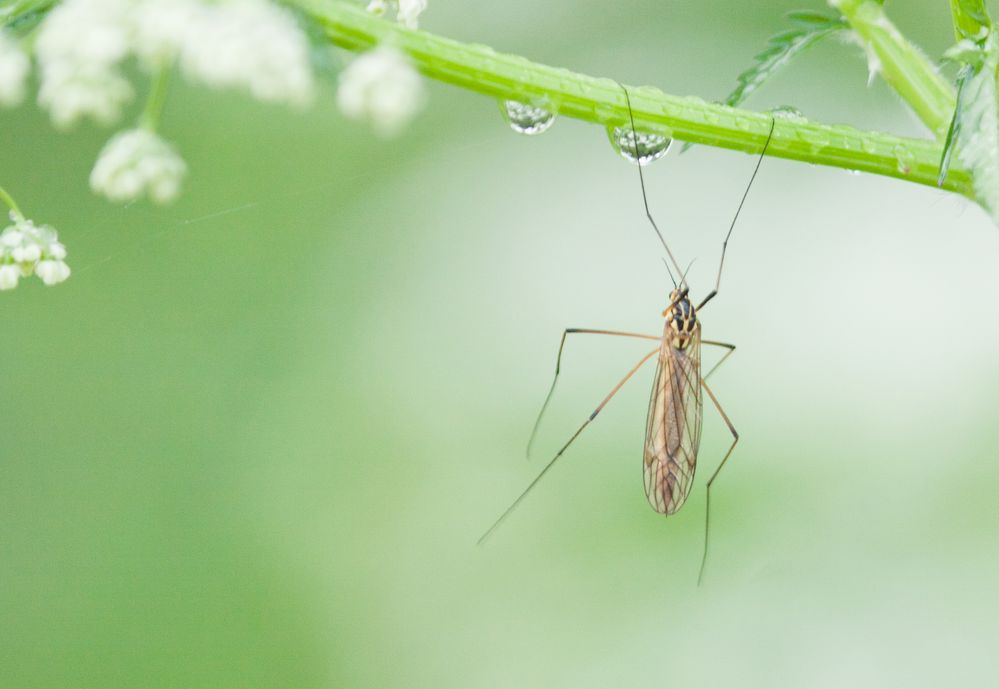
478,83,775,584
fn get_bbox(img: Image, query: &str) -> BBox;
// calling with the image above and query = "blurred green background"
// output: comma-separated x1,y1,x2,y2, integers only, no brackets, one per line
4,1,999,687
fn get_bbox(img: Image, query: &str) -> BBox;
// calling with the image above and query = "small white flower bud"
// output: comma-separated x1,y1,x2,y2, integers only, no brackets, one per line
48,242,68,261
367,0,426,28
337,46,425,138
397,0,427,29
1,229,23,247
366,0,388,17
12,243,41,263
35,259,72,286
0,264,20,290
90,128,187,204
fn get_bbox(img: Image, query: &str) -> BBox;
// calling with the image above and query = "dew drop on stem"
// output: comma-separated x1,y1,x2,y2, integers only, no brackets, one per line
607,126,672,165
501,100,556,135
770,105,805,121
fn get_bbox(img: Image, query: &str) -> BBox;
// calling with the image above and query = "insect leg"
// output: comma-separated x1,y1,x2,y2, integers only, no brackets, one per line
527,328,660,458
478,346,660,546
700,340,736,382
617,81,685,284
698,377,739,585
696,118,776,312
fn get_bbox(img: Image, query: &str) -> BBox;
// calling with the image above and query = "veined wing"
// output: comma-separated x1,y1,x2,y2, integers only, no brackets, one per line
644,325,703,515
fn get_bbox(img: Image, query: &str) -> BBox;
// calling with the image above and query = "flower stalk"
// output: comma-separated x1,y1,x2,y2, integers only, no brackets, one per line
0,184,24,219
140,66,171,131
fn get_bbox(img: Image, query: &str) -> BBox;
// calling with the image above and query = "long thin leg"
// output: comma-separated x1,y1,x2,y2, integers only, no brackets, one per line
617,81,685,283
700,340,736,382
697,118,776,312
698,377,739,585
527,328,660,458
478,346,661,546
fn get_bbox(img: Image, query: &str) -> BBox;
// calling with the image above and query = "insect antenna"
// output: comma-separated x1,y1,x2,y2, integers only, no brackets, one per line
679,259,696,291
697,118,776,311
617,82,686,283
660,257,678,288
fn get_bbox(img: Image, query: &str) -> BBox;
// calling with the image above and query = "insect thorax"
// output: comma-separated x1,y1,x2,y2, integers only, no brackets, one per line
665,290,697,350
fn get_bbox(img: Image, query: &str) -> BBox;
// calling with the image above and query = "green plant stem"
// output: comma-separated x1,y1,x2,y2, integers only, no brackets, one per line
140,67,171,131
286,0,971,197
0,184,24,220
831,0,956,137
3,0,978,200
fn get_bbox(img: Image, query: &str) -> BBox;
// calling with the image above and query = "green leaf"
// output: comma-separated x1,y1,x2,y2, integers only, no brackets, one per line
0,0,56,31
680,11,845,154
937,64,974,186
942,38,988,68
940,0,992,187
785,10,845,26
949,0,991,42
950,33,999,220
723,11,847,109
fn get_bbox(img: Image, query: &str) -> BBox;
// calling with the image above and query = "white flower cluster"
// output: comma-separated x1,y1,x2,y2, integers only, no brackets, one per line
35,0,135,128
90,129,187,204
0,29,30,108
337,46,425,137
366,0,427,29
35,0,314,128
0,213,71,290
178,0,314,107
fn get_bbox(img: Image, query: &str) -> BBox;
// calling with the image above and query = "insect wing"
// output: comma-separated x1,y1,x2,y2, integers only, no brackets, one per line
643,326,703,514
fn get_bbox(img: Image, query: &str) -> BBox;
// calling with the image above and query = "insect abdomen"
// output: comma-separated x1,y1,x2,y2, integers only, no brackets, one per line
643,339,703,515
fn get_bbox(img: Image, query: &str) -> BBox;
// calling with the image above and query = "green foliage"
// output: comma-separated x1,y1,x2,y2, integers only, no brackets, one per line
938,0,993,189
0,0,56,30
833,0,956,136
722,11,847,108
677,11,844,153
949,0,991,41
950,33,999,221
937,64,974,186
943,38,989,68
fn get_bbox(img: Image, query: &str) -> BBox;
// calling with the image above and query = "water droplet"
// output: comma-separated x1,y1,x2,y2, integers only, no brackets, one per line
607,126,672,165
860,137,878,154
846,169,862,176
893,144,916,175
501,100,556,135
770,105,805,121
